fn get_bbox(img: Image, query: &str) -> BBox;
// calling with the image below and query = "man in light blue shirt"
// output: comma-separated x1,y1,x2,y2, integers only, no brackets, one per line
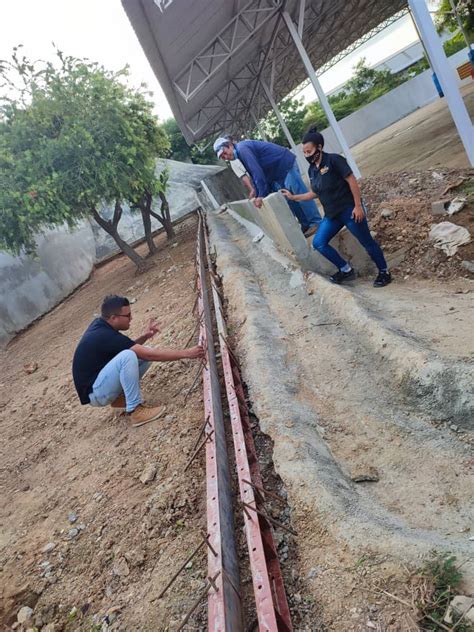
214,136,321,237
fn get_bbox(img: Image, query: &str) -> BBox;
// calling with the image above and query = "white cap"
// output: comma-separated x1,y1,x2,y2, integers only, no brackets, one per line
213,136,229,158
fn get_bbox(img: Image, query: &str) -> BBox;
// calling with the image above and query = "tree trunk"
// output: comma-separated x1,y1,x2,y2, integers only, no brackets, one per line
156,190,176,239
91,207,147,271
140,207,157,255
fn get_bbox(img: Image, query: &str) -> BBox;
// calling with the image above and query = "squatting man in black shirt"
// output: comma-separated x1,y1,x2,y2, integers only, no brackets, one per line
72,295,204,427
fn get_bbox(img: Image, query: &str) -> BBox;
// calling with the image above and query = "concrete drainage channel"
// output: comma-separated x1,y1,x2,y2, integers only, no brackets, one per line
164,212,295,630
204,206,474,594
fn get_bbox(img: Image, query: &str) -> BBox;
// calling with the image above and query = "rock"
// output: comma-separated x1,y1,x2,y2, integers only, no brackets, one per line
67,528,79,540
432,170,444,181
42,625,56,632
68,511,78,524
450,424,459,433
185,561,193,570
41,542,57,554
380,208,393,219
17,606,34,624
461,260,474,274
139,463,157,484
23,363,38,374
431,200,447,215
444,595,474,624
366,621,377,629
113,557,130,577
351,466,379,483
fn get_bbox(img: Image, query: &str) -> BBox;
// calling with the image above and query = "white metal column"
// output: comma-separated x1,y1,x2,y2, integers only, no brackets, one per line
250,111,268,141
408,0,474,166
281,10,361,178
260,79,308,174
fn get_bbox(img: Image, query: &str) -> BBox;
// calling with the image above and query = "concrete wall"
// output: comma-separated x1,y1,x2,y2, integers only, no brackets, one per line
0,159,224,345
0,221,96,345
320,48,472,152
201,166,247,207
227,193,374,275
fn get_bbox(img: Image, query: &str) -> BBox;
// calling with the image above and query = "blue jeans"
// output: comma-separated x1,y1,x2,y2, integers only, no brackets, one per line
272,162,322,231
89,349,151,413
313,206,388,272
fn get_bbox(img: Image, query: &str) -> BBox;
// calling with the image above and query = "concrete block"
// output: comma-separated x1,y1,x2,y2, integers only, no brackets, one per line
431,199,447,215
228,192,373,275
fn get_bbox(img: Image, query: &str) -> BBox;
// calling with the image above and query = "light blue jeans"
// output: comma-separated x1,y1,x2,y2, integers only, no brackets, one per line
272,162,322,230
89,349,151,413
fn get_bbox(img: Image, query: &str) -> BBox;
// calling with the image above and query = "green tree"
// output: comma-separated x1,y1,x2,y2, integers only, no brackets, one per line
259,97,307,147
162,117,192,162
190,141,219,165
0,47,171,270
435,0,474,37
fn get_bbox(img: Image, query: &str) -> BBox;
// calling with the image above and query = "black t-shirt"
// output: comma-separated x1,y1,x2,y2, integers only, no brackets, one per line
308,152,354,219
72,318,135,404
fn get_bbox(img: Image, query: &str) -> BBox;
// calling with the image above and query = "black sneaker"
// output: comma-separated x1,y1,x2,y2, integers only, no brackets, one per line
330,268,356,284
373,271,392,287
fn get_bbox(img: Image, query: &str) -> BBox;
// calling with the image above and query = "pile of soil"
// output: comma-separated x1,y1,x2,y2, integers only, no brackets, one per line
361,168,474,280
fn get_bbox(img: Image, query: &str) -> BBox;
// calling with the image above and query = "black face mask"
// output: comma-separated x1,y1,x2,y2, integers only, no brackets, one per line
305,148,321,164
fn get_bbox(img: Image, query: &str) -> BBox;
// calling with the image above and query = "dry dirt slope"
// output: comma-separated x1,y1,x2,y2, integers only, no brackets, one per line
0,219,215,631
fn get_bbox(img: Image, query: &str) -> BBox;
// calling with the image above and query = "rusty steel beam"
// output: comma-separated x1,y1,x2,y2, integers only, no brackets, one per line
200,211,293,632
195,214,243,631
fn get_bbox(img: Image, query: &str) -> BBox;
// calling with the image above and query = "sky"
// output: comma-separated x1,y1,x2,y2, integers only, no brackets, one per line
0,1,441,122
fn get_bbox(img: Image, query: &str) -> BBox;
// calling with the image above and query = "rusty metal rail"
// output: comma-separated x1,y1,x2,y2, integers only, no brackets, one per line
200,210,293,632
195,212,243,631
168,213,292,630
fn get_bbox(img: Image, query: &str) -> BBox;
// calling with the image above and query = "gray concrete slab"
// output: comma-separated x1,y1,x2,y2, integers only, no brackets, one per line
353,82,474,175
228,193,374,275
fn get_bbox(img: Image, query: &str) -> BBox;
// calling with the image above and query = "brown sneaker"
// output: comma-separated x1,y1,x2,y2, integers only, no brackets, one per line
110,393,126,408
303,225,319,238
128,404,166,428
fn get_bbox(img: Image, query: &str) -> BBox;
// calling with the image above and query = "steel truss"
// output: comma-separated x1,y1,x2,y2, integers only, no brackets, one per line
173,0,408,143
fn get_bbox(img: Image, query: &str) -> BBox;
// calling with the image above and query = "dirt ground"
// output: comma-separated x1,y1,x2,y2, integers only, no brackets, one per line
353,82,474,174
1,206,473,631
0,219,213,631
360,167,474,281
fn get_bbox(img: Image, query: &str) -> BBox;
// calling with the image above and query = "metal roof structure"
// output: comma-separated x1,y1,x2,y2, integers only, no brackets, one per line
122,0,408,144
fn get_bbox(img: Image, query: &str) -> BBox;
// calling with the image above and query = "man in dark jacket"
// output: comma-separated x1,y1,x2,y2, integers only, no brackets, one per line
72,295,204,427
214,136,321,236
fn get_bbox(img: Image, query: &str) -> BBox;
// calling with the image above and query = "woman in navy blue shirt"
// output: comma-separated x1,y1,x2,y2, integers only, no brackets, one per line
282,128,391,287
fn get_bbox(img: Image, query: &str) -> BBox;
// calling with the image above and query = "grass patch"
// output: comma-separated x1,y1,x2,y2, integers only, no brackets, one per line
454,178,474,203
415,552,472,631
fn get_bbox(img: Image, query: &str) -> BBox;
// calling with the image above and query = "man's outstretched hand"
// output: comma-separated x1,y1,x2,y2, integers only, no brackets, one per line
144,318,161,340
185,345,206,359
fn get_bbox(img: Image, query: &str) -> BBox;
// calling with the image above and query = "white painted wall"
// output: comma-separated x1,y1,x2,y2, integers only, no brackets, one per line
320,48,472,152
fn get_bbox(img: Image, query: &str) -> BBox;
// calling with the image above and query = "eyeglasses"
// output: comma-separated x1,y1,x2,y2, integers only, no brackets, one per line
113,312,132,319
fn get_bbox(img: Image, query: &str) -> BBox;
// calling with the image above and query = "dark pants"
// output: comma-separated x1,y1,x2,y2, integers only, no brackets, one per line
313,206,388,271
